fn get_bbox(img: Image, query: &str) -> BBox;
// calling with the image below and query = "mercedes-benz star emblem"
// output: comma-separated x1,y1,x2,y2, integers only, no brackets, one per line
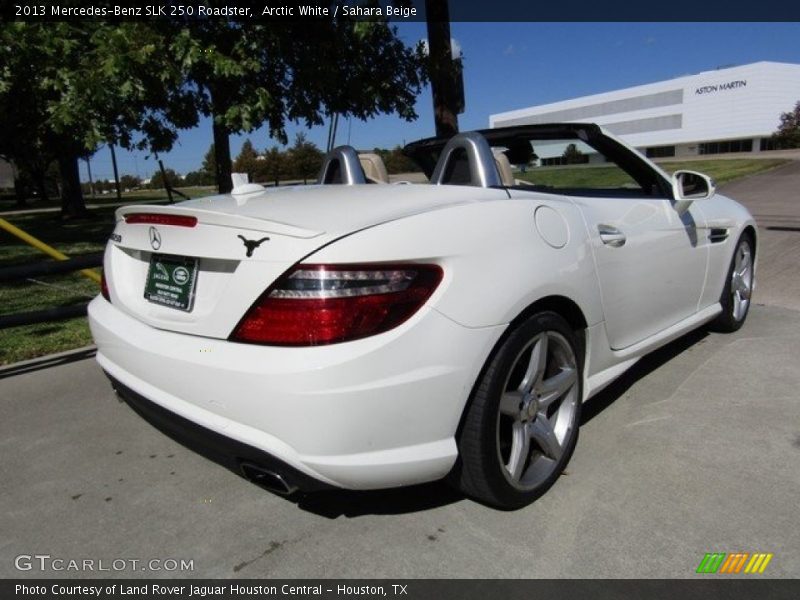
149,226,162,250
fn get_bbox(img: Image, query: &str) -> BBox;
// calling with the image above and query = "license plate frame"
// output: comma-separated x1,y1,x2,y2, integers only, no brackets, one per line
143,254,199,312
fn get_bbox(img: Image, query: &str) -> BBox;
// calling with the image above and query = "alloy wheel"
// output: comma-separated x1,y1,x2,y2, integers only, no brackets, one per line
496,331,579,491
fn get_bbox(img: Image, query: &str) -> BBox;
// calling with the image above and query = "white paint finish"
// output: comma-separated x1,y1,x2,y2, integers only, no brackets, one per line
89,297,504,489
108,185,507,338
89,126,756,491
694,196,758,309
534,205,570,248
104,224,333,338
573,194,708,349
309,194,605,329
176,183,501,236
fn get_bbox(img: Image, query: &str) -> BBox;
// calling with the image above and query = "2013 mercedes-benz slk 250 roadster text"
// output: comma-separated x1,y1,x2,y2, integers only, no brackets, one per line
88,124,756,509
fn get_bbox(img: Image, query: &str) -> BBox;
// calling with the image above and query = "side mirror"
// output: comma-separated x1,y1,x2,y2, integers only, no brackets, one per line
672,170,716,201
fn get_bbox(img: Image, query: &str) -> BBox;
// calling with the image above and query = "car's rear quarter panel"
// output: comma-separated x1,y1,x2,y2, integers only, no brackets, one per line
308,195,604,330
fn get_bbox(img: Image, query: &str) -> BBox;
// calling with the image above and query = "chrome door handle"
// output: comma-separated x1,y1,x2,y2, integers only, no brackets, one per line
598,224,626,247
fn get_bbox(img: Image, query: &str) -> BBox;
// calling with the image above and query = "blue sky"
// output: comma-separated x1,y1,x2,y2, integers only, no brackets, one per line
84,22,800,182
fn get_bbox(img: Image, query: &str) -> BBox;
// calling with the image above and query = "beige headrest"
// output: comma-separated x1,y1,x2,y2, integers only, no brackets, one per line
358,153,389,184
494,153,515,187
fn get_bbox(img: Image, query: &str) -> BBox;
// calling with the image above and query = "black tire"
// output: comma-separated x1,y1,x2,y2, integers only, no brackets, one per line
709,233,754,333
452,311,582,510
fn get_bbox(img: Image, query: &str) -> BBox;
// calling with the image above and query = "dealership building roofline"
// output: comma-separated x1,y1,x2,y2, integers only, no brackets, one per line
490,61,800,158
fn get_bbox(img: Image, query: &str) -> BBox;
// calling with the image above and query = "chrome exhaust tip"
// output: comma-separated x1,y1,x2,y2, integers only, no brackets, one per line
240,462,298,495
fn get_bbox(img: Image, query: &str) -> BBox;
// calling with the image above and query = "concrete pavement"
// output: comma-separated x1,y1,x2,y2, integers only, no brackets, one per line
1,304,798,578
720,161,800,311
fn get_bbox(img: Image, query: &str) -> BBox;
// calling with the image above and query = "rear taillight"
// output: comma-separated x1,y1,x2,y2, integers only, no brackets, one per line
124,213,197,227
231,263,443,346
100,271,110,302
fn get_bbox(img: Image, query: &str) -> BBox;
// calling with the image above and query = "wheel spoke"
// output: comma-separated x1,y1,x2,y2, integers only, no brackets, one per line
739,280,751,299
538,367,577,408
500,391,523,417
529,415,562,460
519,335,547,393
739,251,751,273
506,421,530,481
733,291,748,321
733,275,746,294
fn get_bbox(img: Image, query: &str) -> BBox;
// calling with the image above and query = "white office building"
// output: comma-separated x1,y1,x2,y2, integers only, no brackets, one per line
490,61,800,159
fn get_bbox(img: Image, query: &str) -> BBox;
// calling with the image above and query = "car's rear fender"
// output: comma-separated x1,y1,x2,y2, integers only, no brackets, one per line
306,195,604,330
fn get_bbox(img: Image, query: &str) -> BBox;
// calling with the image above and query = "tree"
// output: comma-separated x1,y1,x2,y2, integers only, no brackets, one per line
149,168,181,190
169,15,426,193
119,175,142,190
0,22,196,217
383,146,420,174
1,17,426,212
286,133,324,183
260,147,286,187
183,170,214,186
772,101,800,148
425,0,462,137
562,143,587,165
233,139,261,182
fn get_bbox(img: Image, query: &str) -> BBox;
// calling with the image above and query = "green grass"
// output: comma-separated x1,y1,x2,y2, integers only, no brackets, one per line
516,158,789,189
1,207,117,266
0,314,96,366
0,208,118,365
653,158,789,184
517,165,637,189
1,279,99,364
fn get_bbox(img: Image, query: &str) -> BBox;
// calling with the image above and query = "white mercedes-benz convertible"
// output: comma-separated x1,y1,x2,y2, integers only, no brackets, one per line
88,123,756,509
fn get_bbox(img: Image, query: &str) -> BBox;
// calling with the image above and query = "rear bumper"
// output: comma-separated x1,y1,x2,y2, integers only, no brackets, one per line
88,296,504,490
105,372,333,493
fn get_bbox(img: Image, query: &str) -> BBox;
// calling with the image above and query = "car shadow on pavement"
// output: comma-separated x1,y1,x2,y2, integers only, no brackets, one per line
292,481,464,518
581,327,709,424
113,324,711,519
289,327,712,518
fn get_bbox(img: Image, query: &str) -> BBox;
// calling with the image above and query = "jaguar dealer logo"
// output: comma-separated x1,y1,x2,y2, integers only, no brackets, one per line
149,226,161,250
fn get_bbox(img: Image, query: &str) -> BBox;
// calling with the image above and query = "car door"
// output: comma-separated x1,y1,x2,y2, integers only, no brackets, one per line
577,194,708,349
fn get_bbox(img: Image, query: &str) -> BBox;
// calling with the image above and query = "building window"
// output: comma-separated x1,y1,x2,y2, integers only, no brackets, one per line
699,139,753,155
540,155,590,167
645,146,676,158
760,138,779,151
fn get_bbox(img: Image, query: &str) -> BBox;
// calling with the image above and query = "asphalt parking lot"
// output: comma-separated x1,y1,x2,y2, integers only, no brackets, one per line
1,163,799,579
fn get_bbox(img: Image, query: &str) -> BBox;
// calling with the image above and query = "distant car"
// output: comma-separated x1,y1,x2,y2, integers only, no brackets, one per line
88,123,756,509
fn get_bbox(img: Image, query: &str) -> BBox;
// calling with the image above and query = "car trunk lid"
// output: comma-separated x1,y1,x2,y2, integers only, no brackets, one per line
103,184,505,339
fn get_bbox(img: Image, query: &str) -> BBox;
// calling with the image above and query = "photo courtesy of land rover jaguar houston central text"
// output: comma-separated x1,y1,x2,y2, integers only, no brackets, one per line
88,124,756,509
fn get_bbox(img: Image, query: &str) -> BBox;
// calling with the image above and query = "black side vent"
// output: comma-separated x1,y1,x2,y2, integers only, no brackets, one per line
709,228,730,243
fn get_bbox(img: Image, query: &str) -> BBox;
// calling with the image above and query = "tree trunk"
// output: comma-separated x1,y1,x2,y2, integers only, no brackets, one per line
58,153,87,218
212,116,232,194
14,178,27,207
425,0,460,138
33,169,49,203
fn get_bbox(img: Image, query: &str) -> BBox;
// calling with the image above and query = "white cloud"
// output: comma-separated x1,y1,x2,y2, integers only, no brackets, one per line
503,44,515,56
450,38,462,59
420,37,463,59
